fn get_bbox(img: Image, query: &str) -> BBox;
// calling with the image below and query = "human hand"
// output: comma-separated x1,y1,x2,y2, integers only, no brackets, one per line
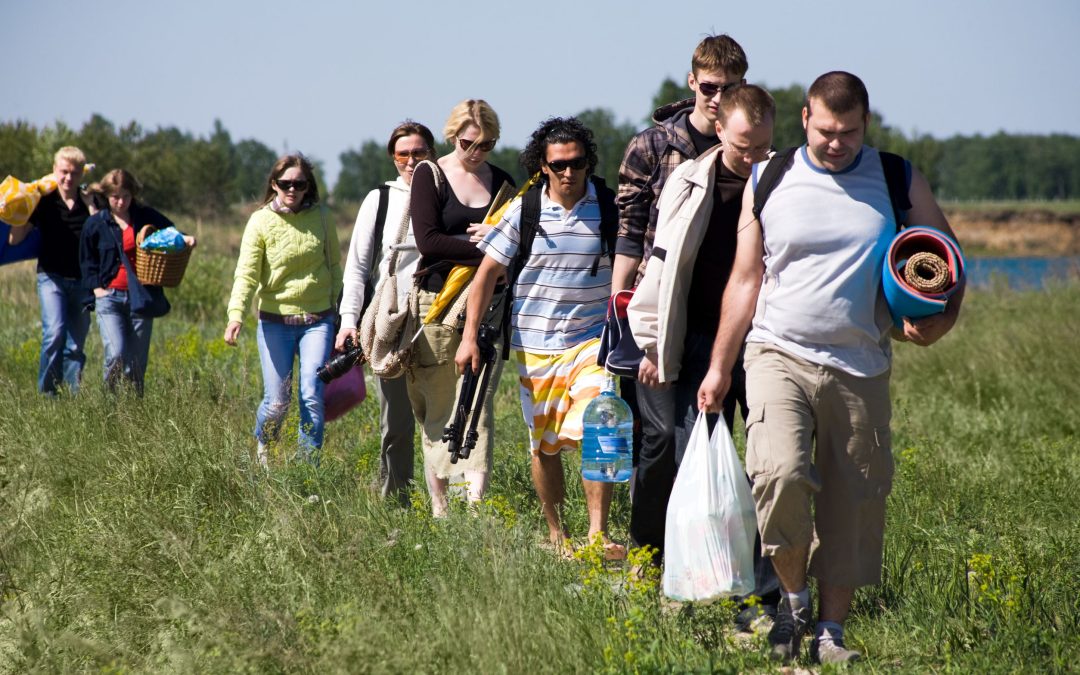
223,321,242,346
467,223,492,243
638,351,666,390
697,367,731,413
183,234,197,249
901,312,955,347
335,327,358,352
455,338,481,375
93,287,110,299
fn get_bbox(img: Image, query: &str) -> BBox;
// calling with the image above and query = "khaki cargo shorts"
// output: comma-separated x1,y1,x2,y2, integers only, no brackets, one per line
743,342,894,588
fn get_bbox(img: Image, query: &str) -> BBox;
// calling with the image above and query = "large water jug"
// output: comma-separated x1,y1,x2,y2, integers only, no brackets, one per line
581,374,633,482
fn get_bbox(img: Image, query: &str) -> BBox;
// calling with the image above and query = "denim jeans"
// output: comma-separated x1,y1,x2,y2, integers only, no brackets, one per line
36,272,91,395
94,289,154,394
255,317,334,459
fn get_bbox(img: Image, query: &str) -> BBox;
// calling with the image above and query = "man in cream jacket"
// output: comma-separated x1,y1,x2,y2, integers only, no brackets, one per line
627,84,779,624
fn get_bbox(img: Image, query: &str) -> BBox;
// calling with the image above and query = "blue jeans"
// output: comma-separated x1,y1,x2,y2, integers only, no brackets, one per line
255,317,334,459
94,289,154,394
36,272,91,395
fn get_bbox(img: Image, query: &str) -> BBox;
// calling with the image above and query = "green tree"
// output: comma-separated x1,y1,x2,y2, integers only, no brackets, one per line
574,108,637,187
0,120,42,180
334,140,396,203
648,76,692,124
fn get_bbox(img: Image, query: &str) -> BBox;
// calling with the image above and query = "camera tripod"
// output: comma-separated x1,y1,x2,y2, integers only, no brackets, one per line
442,321,500,464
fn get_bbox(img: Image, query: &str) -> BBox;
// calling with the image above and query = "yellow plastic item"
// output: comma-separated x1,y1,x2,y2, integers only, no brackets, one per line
0,174,57,226
422,173,542,324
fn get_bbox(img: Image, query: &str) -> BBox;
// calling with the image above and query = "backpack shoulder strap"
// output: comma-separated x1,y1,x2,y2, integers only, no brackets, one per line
372,184,391,252
752,146,799,222
591,175,619,266
512,183,543,288
879,151,912,231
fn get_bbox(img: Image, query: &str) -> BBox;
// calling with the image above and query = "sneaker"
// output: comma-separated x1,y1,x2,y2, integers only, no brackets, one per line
256,442,269,470
767,597,812,662
810,635,862,664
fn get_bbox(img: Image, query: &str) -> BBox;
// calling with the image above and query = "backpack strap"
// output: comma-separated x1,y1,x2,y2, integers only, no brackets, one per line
590,175,619,275
753,146,913,233
362,185,392,314
751,146,798,222
879,151,912,231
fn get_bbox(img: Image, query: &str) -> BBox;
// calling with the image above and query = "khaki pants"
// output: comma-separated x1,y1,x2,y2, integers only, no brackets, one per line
406,289,502,479
743,342,894,588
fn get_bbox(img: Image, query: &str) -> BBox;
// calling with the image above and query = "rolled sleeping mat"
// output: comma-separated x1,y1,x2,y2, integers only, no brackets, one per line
882,226,965,328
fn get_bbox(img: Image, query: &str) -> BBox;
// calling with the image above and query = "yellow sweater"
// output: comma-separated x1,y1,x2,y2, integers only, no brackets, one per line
227,205,342,323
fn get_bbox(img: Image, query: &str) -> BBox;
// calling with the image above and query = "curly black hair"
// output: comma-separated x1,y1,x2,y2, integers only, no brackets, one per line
519,117,599,178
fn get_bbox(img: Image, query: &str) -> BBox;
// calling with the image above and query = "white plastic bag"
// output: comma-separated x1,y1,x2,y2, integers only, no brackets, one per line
663,411,757,602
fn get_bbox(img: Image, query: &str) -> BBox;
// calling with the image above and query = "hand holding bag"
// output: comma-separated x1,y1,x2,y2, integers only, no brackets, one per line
662,411,757,602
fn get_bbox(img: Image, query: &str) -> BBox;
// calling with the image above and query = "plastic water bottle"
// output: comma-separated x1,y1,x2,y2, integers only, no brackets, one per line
581,374,633,482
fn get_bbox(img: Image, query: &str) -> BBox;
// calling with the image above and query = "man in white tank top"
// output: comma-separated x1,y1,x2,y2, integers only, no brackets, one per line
697,72,964,665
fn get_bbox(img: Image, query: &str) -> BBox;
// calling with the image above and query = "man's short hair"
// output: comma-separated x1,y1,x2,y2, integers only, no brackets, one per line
691,34,748,78
717,84,776,127
53,146,86,169
806,71,869,117
519,116,599,177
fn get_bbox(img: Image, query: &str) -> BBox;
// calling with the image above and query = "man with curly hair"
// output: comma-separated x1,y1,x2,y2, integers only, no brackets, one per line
456,117,624,559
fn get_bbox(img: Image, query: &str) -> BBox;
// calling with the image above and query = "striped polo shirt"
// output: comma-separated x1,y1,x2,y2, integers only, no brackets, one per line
478,181,611,353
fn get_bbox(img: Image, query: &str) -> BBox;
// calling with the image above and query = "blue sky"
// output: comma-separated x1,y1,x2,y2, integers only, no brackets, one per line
7,0,1079,184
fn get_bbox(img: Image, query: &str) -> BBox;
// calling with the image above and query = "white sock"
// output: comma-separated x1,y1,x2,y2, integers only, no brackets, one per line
785,588,811,612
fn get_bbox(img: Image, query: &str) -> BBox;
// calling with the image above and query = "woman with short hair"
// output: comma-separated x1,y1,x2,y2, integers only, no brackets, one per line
337,120,435,502
224,154,342,466
407,99,515,515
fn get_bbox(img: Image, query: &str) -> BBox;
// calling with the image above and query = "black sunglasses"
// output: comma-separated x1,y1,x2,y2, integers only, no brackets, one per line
458,138,497,153
275,179,309,191
545,156,588,173
697,80,741,98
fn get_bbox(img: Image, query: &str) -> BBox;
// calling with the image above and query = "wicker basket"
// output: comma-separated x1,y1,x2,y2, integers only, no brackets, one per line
135,225,191,287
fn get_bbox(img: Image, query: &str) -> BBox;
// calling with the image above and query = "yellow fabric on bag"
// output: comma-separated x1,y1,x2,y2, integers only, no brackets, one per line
422,172,541,324
0,174,57,226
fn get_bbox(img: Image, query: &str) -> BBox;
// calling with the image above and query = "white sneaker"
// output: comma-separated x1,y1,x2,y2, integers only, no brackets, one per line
256,443,269,470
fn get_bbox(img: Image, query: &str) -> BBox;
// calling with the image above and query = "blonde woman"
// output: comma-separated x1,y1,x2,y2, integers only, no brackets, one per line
224,154,342,466
337,120,435,502
408,99,515,515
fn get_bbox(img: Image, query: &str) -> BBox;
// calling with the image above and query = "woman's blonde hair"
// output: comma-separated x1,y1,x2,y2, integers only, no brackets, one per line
442,99,500,143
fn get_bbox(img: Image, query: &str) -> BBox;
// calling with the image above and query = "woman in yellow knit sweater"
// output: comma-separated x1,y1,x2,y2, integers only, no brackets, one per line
223,154,342,466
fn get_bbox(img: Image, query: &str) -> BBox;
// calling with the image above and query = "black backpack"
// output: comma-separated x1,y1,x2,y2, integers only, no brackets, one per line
752,147,912,231
494,175,619,358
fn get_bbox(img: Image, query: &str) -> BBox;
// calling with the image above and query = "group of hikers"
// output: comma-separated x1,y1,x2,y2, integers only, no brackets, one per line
8,33,964,666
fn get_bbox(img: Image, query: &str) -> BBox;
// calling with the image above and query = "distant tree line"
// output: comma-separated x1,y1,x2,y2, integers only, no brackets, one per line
4,82,1079,219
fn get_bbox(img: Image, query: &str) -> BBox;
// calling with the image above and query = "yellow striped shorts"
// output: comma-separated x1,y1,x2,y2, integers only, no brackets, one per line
515,337,605,456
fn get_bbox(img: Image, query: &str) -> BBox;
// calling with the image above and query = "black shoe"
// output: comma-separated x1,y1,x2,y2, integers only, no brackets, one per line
767,597,811,663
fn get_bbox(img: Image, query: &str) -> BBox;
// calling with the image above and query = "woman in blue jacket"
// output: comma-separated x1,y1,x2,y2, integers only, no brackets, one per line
80,169,194,393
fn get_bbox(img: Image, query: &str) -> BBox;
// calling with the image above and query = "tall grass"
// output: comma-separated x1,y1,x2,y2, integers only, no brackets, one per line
1,224,1078,672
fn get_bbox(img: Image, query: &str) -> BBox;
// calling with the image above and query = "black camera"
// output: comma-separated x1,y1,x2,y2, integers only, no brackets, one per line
317,336,363,383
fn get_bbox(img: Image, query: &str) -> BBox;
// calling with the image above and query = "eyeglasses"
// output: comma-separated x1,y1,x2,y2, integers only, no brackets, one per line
697,80,741,99
393,149,430,164
545,156,588,173
458,137,497,153
275,179,309,191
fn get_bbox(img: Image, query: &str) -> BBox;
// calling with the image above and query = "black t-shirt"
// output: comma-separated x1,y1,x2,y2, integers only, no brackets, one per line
31,190,91,278
685,116,720,157
686,160,747,335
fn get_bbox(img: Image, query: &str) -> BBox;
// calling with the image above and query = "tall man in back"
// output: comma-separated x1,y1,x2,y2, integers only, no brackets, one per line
612,33,747,562
699,71,965,664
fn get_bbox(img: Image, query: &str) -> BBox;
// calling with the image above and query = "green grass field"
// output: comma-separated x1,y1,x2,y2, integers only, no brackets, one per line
1,227,1078,673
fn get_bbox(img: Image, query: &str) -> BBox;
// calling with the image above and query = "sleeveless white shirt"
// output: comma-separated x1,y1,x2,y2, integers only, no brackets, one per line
748,145,896,377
